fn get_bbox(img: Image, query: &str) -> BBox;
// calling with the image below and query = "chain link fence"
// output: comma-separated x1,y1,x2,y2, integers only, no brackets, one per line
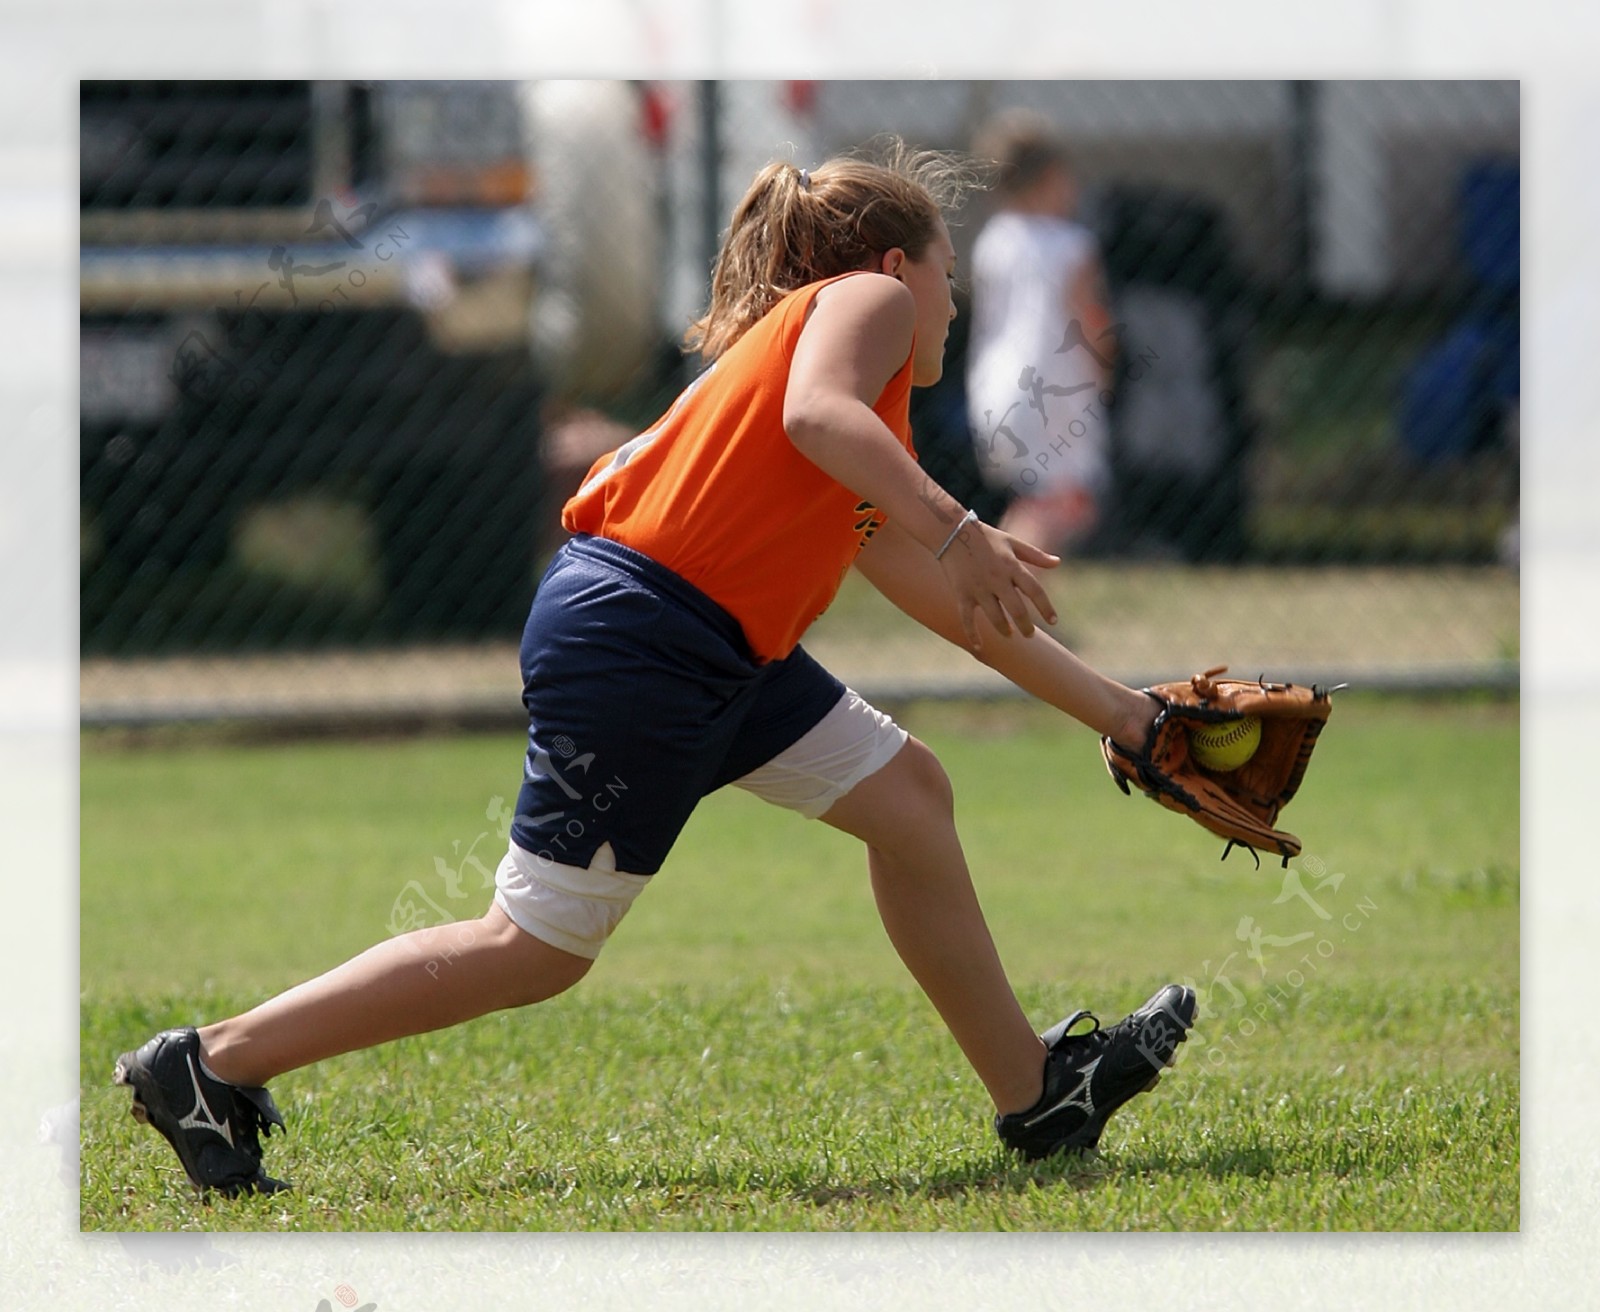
79,79,1518,727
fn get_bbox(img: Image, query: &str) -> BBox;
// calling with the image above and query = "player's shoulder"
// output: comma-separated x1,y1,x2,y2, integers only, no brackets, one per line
808,270,915,332
812,269,912,308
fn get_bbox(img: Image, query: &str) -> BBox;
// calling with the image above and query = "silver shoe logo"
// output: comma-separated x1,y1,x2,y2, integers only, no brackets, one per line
176,1055,234,1148
1023,1054,1100,1128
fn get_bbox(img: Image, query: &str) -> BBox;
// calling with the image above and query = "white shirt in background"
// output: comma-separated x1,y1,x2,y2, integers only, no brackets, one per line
965,211,1110,498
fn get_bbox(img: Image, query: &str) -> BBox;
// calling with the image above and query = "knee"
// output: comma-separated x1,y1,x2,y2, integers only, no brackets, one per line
897,736,956,820
481,908,594,1007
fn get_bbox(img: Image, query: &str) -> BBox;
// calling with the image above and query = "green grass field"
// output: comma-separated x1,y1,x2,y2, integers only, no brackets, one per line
79,696,1518,1231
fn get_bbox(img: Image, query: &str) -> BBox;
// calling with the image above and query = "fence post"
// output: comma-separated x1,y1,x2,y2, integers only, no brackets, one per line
699,80,722,292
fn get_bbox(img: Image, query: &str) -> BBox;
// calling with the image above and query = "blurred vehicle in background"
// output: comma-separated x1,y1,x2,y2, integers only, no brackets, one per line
79,79,661,652
79,78,1519,667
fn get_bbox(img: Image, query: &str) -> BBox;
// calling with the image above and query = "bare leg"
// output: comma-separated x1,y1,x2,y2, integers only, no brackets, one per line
820,737,1046,1115
196,903,591,1087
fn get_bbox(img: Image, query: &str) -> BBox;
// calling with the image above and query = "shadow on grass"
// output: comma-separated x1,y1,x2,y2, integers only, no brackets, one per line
475,1153,1117,1210
803,1155,1114,1206
802,1141,1279,1207
1114,1142,1278,1181
489,1139,1278,1213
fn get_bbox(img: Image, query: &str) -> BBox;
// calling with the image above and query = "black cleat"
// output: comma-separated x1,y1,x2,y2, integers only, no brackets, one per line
996,983,1196,1160
113,1028,289,1196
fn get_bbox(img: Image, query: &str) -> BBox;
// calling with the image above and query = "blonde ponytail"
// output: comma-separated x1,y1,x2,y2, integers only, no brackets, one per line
685,138,978,361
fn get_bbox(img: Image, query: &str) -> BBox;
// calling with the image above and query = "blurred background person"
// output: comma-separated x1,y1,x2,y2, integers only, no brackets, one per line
966,110,1116,557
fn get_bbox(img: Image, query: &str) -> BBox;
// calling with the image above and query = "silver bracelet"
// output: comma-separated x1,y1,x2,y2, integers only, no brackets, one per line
935,509,979,560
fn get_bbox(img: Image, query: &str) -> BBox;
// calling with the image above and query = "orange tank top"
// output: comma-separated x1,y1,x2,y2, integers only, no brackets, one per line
561,273,916,662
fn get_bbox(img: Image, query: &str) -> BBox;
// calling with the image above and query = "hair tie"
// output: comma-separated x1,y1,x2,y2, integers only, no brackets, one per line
797,167,811,193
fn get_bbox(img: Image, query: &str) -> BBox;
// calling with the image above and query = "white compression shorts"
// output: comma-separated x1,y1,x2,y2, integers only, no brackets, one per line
493,688,907,958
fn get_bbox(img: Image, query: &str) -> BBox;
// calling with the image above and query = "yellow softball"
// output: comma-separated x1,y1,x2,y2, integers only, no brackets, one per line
1189,716,1262,772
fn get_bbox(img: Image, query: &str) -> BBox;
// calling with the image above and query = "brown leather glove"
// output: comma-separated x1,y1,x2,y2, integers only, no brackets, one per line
1101,667,1335,865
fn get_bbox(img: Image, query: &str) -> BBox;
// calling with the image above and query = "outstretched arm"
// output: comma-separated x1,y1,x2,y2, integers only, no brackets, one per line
854,518,1157,747
783,272,1055,649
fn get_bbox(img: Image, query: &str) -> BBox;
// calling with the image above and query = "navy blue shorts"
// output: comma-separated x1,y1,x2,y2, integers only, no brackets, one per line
509,534,846,875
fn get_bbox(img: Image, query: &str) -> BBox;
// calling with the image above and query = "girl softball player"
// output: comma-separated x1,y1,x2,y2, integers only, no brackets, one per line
116,143,1194,1196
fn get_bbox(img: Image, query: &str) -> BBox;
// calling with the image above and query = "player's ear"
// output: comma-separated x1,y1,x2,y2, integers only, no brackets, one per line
879,247,906,279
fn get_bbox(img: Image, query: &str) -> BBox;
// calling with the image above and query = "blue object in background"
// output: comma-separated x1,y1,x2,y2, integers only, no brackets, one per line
1461,160,1520,405
1397,158,1518,463
1399,321,1496,463
1459,160,1520,293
